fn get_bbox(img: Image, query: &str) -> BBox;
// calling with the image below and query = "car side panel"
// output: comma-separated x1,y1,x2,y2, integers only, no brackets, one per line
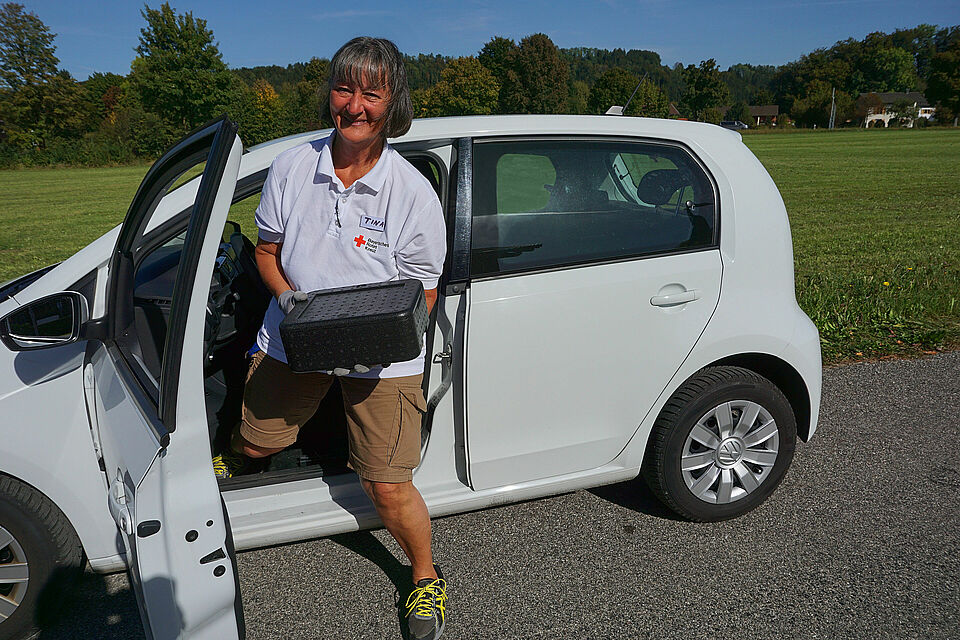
0,341,124,566
613,139,821,469
465,250,722,490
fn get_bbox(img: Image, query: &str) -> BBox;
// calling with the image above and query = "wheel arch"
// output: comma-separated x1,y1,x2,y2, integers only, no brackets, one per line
0,471,90,639
0,471,85,561
708,353,812,442
0,449,124,573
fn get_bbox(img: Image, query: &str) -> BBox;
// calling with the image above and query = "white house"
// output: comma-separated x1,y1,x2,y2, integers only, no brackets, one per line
862,91,934,128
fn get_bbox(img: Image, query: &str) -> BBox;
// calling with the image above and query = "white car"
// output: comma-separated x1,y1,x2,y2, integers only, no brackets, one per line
0,115,821,639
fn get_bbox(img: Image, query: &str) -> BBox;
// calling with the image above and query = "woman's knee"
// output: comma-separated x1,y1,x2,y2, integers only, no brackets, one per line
239,440,285,458
363,480,411,506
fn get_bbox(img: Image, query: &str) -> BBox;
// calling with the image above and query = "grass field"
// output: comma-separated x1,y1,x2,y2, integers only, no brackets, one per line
743,128,960,361
1,127,957,363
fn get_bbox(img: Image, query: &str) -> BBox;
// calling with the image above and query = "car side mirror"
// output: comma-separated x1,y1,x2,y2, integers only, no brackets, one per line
0,291,89,351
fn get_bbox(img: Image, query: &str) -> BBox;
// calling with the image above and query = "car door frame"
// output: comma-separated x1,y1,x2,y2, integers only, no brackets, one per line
454,134,724,490
84,116,246,639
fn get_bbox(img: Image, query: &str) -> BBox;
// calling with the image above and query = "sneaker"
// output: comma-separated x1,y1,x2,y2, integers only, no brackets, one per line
212,450,249,479
405,577,447,640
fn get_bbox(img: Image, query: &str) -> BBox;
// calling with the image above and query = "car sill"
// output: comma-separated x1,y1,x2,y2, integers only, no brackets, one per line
223,463,639,552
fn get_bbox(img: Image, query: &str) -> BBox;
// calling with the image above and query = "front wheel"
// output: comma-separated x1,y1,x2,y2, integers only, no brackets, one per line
0,476,83,640
643,366,797,522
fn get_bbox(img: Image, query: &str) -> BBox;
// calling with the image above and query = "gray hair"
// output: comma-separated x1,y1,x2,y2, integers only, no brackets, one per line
328,37,413,138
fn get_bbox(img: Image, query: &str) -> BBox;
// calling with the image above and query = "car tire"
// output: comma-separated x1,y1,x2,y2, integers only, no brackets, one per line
643,366,797,522
0,476,83,640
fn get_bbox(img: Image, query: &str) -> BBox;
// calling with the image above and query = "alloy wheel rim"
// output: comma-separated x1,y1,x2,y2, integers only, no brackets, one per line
681,400,780,504
0,525,29,622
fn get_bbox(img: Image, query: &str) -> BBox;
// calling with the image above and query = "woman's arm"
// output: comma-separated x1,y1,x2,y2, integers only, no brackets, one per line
254,238,294,298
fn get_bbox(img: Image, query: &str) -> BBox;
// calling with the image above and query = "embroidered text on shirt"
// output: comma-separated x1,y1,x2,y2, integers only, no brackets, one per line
360,215,386,232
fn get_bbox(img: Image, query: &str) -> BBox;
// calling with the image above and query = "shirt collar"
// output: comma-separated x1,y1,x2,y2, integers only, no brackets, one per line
315,132,392,194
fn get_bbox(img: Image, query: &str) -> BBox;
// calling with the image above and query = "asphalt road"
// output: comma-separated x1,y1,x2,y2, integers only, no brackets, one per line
39,352,960,639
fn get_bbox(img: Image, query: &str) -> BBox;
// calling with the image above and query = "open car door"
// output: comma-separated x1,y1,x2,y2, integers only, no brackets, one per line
83,117,244,639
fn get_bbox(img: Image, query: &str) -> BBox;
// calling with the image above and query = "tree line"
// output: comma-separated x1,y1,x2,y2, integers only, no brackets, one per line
1,2,958,168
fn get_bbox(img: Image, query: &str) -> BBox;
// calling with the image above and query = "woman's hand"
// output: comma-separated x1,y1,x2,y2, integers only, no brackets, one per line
277,289,307,314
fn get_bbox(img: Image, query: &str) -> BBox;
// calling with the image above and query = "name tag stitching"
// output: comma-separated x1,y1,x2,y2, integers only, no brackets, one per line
360,215,386,232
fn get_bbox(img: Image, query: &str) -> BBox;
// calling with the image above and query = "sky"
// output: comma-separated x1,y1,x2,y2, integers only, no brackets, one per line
27,0,960,80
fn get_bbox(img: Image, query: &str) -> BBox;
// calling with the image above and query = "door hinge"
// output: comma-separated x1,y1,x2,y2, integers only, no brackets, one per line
433,344,452,364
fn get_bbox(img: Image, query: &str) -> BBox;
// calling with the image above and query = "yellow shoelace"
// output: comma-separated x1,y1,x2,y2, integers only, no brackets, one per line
212,455,228,474
405,578,447,619
212,453,244,477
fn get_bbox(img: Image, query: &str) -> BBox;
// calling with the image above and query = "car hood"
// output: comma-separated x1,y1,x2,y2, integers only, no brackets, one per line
0,263,60,305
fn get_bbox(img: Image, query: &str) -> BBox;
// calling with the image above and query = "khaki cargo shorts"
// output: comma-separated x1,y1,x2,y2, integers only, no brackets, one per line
238,351,427,483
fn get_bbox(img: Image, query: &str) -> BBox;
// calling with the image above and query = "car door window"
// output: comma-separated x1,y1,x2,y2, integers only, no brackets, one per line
471,139,717,277
131,231,187,378
129,189,267,384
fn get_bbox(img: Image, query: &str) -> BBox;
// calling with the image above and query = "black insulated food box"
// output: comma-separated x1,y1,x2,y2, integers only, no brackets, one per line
279,279,428,373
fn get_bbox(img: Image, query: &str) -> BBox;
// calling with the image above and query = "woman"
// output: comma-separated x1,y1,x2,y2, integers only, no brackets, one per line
213,37,448,640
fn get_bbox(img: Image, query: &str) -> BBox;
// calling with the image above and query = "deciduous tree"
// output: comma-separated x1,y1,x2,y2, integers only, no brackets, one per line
282,56,329,132
566,80,589,114
752,88,775,106
860,46,917,92
478,37,517,87
239,78,285,144
489,33,568,114
0,2,57,90
588,69,667,118
416,56,499,117
83,71,125,121
514,34,568,114
790,80,852,127
677,59,729,121
630,78,670,118
588,67,636,114
726,100,750,123
129,3,239,132
925,39,960,125
1,70,95,147
478,36,518,113
0,5,96,148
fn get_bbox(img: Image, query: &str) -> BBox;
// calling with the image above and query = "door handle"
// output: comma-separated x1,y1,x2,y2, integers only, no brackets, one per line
650,289,700,307
109,473,134,535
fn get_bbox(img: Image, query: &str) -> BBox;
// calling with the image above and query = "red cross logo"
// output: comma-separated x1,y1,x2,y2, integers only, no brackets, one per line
354,235,366,247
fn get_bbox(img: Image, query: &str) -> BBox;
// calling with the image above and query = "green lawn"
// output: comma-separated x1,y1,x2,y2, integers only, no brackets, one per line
743,128,960,361
1,127,957,363
0,164,150,279
0,164,260,282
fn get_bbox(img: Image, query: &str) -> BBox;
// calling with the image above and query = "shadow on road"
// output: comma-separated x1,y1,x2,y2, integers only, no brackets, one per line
588,477,686,521
328,530,416,640
37,567,142,639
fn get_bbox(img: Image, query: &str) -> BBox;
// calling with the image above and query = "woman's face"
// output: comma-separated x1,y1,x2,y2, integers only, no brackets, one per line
329,75,390,148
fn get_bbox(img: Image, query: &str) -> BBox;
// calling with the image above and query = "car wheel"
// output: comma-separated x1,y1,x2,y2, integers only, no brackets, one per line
0,476,83,640
643,366,797,522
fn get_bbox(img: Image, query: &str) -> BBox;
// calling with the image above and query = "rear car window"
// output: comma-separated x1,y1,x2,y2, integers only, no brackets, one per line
471,139,717,277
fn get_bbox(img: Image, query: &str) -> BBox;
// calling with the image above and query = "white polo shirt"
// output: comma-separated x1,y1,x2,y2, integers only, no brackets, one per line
254,133,446,378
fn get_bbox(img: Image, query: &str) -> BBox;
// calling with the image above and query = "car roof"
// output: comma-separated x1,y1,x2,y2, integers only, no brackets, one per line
244,114,743,165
